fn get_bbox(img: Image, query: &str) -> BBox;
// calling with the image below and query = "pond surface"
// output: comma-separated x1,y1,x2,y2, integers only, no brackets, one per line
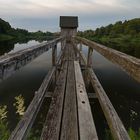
0,40,140,139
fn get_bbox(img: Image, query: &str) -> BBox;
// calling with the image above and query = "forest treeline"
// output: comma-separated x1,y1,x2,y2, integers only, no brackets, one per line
78,18,140,58
0,18,58,42
1,18,140,58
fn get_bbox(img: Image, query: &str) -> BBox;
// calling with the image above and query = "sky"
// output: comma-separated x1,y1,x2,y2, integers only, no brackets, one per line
0,0,140,32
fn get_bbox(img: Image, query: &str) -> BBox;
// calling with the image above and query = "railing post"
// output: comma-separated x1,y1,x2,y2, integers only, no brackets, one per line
52,44,57,66
79,42,83,64
75,42,78,60
61,39,65,51
85,47,93,88
52,44,57,85
87,47,93,68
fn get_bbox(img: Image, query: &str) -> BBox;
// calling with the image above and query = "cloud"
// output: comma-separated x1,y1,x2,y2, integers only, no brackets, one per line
0,0,139,31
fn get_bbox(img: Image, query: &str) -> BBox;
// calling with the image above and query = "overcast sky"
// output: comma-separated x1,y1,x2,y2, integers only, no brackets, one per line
0,0,139,32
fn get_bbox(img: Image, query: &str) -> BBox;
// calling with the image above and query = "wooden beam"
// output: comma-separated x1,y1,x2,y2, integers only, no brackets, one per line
79,42,83,64
72,41,87,65
41,45,69,140
75,36,140,83
73,45,131,140
0,37,63,82
9,40,66,140
60,61,78,140
87,47,93,68
9,67,56,140
74,61,98,140
60,43,78,140
88,68,131,140
52,44,57,66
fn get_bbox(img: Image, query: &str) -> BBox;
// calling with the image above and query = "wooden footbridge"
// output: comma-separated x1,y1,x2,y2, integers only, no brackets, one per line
0,16,140,140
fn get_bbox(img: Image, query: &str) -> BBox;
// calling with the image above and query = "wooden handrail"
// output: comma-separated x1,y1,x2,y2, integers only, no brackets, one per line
9,44,66,140
0,37,63,82
74,36,140,83
72,42,131,140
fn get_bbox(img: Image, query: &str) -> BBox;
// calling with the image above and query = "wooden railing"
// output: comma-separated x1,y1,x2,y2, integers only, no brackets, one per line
6,35,140,140
0,37,64,82
72,37,136,140
74,36,140,83
8,39,66,140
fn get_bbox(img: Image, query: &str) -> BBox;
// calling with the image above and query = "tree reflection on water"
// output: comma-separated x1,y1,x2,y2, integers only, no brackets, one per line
0,41,14,56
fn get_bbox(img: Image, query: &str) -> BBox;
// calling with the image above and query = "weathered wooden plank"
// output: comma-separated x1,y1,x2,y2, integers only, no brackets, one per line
72,41,87,65
0,37,63,82
79,42,83,64
73,46,130,140
52,44,57,66
74,61,98,140
75,36,140,83
8,40,66,140
8,66,55,140
88,68,131,140
41,46,69,140
87,47,93,68
60,44,78,140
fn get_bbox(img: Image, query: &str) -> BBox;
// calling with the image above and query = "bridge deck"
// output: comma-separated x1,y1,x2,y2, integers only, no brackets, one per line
8,37,133,140
41,43,98,140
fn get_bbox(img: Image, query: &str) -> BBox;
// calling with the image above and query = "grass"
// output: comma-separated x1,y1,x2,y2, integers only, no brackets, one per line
105,128,140,140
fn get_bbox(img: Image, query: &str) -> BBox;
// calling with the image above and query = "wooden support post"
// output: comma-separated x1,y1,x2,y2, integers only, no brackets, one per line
79,42,82,51
61,39,65,51
52,44,57,84
72,44,131,140
74,42,78,61
52,44,57,66
87,47,93,68
85,47,93,88
79,42,82,64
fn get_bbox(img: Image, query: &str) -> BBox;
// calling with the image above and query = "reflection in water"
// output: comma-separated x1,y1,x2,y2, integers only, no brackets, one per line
13,95,25,117
0,41,14,56
9,40,42,54
0,39,46,57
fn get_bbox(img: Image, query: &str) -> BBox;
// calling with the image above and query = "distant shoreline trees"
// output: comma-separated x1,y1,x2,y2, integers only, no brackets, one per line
0,18,58,42
78,18,140,58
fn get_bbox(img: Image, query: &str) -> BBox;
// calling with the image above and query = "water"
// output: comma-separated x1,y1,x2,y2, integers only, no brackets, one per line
0,40,140,139
93,50,140,130
0,40,52,130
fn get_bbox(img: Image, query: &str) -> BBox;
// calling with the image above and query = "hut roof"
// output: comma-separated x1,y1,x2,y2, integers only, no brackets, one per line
60,16,78,28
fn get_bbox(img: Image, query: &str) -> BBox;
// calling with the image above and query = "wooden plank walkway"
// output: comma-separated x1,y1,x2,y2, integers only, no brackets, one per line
41,43,98,140
72,41,131,140
60,45,78,140
2,16,136,140
8,39,132,140
7,36,134,140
